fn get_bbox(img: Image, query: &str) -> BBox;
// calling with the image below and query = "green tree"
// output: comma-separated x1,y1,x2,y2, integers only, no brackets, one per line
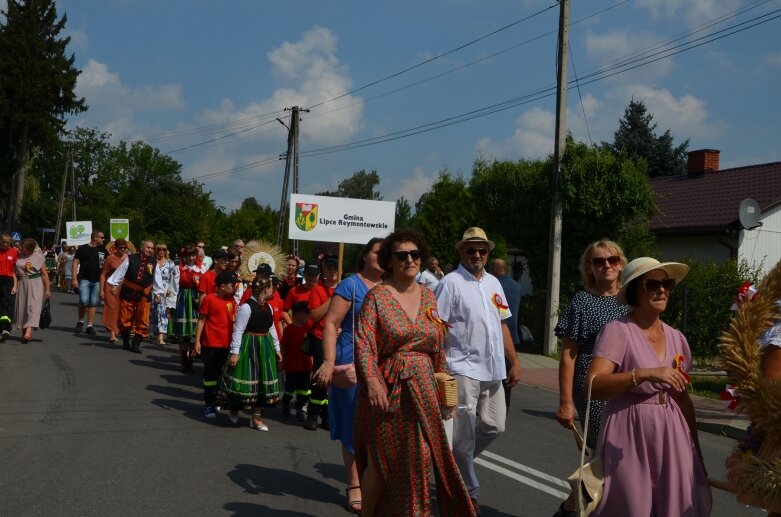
608,99,689,177
317,169,382,200
470,141,655,348
0,0,86,230
395,196,413,229
414,170,479,266
225,197,277,243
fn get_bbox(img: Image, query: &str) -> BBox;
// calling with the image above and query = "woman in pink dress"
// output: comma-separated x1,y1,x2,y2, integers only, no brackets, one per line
587,257,711,516
100,239,129,343
14,238,51,343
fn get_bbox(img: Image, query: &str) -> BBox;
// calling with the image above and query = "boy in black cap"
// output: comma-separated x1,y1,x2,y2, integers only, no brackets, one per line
280,301,314,421
198,249,233,304
195,270,237,419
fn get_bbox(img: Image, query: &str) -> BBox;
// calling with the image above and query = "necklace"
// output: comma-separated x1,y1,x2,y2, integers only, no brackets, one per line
643,322,663,342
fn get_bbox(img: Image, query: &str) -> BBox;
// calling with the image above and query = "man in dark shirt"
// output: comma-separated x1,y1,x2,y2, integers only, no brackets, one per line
492,258,523,410
71,230,107,335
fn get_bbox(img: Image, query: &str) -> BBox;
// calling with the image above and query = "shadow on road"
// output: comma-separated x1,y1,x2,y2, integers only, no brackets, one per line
224,502,313,517
129,356,182,372
150,396,204,421
521,408,557,420
159,372,201,388
146,384,201,401
227,463,342,510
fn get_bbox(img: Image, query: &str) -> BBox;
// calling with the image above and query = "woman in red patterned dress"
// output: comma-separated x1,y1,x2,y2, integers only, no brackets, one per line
354,229,475,517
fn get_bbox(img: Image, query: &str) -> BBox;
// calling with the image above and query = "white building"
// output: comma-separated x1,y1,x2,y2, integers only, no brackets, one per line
650,149,781,275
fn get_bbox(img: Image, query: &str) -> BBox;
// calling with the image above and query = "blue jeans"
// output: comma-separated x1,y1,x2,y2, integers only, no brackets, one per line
78,279,101,307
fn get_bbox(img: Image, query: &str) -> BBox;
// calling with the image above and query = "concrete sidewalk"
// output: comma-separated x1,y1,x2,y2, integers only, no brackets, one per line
517,352,749,440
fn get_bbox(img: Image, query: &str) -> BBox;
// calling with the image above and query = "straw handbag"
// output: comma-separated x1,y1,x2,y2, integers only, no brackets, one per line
566,376,604,516
434,372,458,408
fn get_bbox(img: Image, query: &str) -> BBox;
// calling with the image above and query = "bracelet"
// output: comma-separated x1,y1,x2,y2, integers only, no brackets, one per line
631,369,638,387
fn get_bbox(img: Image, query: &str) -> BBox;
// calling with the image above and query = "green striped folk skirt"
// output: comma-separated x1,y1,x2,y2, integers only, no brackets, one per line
169,288,198,339
219,332,280,408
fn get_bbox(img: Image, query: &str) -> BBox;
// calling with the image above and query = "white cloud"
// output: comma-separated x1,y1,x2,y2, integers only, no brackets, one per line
66,26,89,52
475,107,555,160
74,59,185,139
387,166,436,203
195,26,363,147
768,52,781,67
585,29,674,79
476,85,725,161
636,0,742,26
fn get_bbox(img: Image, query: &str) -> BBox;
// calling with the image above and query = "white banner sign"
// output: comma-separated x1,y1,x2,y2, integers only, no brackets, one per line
65,220,93,246
288,194,395,244
110,218,130,241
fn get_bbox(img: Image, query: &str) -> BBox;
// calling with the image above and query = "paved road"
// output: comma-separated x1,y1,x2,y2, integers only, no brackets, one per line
0,292,764,516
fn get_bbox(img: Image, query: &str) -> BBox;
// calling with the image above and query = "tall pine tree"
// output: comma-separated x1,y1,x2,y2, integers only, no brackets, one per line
0,0,86,231
609,99,689,177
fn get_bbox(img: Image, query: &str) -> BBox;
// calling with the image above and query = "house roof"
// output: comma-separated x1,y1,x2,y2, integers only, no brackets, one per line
649,161,781,235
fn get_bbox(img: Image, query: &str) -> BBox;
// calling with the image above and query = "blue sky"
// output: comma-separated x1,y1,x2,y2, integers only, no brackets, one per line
18,0,781,210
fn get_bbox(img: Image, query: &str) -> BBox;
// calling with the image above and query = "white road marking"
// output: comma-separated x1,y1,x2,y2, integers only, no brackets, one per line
474,457,570,499
480,450,571,489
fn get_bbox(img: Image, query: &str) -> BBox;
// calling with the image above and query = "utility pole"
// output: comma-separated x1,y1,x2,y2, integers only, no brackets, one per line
70,145,77,221
544,0,569,356
275,105,309,254
54,143,71,246
276,108,296,249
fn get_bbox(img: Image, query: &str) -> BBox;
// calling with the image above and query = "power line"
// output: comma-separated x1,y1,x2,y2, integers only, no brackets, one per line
304,2,560,111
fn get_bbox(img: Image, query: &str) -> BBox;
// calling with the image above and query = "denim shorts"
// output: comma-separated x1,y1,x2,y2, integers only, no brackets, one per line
78,279,101,307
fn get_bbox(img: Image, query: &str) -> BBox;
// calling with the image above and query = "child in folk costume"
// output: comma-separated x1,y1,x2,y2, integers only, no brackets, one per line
171,244,207,373
220,269,282,431
194,271,237,420
280,302,314,421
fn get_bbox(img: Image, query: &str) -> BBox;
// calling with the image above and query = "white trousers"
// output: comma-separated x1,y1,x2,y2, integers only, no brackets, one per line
451,375,506,499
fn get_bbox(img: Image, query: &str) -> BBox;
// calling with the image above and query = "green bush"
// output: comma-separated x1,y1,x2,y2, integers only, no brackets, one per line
663,258,762,360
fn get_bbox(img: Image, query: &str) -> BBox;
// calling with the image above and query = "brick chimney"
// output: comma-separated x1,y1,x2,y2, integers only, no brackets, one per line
687,149,720,175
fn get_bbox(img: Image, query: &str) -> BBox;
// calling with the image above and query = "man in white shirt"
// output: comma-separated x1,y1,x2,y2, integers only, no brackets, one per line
435,227,522,514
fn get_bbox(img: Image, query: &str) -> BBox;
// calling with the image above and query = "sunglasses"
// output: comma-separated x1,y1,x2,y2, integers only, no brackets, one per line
196,245,205,248
465,247,488,256
643,278,676,293
393,249,422,261
156,247,167,251
591,255,622,268
117,246,128,250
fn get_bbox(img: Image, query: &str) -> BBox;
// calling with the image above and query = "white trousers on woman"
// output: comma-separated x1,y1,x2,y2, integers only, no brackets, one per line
451,375,506,499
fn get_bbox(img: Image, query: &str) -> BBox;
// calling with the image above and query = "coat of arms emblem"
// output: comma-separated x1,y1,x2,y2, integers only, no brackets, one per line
295,203,318,232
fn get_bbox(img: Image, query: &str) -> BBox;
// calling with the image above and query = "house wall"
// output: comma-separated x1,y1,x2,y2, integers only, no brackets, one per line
656,235,732,263
739,204,781,275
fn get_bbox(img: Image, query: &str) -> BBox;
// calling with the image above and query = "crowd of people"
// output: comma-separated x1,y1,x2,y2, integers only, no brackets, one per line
8,225,770,516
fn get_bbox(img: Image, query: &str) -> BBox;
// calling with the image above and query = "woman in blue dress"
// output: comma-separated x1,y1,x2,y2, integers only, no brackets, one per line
314,237,384,514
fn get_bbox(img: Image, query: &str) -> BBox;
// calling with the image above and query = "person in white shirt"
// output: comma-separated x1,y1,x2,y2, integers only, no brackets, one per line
435,227,522,513
416,259,440,291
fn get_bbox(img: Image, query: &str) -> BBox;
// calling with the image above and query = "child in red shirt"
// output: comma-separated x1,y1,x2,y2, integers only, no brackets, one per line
280,302,314,421
194,271,236,419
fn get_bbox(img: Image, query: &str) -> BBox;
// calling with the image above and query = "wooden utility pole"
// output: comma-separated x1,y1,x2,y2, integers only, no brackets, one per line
276,106,309,254
544,0,569,356
54,143,71,246
276,108,296,249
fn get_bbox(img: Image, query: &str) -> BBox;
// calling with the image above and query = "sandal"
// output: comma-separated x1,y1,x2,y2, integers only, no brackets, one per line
346,485,362,514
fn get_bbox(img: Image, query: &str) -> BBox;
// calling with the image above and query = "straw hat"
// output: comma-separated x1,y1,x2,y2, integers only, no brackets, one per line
455,227,495,251
617,257,689,303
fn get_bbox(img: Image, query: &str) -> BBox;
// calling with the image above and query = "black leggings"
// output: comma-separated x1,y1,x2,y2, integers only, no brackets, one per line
307,336,328,418
201,347,229,405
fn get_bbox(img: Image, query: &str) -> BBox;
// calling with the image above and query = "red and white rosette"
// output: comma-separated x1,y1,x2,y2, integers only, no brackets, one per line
492,293,509,310
426,307,452,329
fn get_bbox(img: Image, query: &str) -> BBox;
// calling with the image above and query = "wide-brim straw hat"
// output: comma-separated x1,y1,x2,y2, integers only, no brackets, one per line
617,257,689,303
455,227,495,251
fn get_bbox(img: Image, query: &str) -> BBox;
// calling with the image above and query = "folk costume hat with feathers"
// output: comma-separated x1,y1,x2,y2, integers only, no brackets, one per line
617,257,689,303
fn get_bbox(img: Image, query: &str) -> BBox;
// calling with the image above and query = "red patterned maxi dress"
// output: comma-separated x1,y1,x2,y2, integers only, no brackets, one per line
354,285,476,516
